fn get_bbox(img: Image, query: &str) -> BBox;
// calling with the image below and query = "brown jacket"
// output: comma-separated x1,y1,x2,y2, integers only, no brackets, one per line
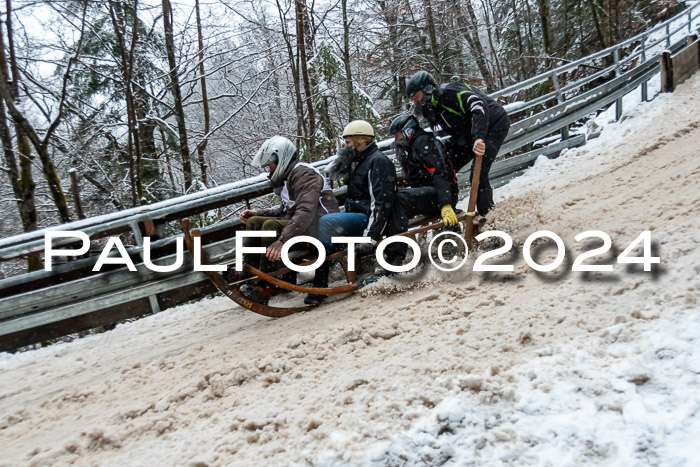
260,161,339,243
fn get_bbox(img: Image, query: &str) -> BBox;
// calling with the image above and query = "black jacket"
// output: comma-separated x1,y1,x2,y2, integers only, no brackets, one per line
398,129,458,207
431,81,510,148
344,142,397,241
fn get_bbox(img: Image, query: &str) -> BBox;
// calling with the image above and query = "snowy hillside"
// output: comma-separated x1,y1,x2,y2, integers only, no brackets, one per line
1,73,699,466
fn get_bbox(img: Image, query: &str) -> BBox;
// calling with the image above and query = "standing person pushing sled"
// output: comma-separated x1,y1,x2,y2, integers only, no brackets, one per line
407,71,510,217
238,136,339,304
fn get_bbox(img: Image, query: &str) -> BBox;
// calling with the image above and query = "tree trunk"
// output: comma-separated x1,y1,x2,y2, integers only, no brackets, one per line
275,0,305,149
377,0,404,113
295,0,316,159
109,0,141,205
403,0,432,72
195,0,209,186
135,74,159,188
480,0,505,88
509,0,526,81
589,0,608,50
524,0,537,75
577,0,586,56
342,0,355,120
0,88,69,225
605,0,615,45
423,0,442,77
459,0,496,91
538,0,554,64
560,0,570,56
3,0,71,224
0,6,39,270
0,23,28,230
162,0,194,192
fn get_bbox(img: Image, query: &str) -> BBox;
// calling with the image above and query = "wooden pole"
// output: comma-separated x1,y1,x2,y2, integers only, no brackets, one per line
660,51,673,93
465,154,483,250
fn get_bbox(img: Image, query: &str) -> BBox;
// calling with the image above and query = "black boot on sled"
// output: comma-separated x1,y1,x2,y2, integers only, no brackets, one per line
304,262,331,306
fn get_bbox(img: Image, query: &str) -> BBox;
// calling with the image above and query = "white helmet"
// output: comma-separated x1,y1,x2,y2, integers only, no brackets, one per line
252,136,297,185
342,120,375,138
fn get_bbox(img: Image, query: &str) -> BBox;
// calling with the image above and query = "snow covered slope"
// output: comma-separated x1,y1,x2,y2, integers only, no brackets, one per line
1,73,699,466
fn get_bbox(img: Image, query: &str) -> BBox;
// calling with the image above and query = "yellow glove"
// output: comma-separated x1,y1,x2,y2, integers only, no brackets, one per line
441,205,458,227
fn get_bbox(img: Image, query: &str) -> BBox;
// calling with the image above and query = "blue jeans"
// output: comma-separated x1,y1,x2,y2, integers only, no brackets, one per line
317,212,369,254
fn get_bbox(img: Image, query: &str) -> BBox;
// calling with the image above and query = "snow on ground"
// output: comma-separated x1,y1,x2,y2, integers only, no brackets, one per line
1,73,699,466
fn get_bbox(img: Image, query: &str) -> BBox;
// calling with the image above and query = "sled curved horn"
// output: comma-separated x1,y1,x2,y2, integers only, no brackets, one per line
181,219,313,317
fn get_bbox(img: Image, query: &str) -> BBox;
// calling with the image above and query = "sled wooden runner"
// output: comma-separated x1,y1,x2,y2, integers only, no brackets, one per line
182,213,473,317
242,261,358,295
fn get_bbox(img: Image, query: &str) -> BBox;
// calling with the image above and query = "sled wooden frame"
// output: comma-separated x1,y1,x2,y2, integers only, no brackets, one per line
181,212,479,317
181,219,312,317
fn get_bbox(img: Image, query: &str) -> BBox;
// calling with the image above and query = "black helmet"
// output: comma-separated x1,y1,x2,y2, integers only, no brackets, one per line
406,71,437,98
389,114,420,141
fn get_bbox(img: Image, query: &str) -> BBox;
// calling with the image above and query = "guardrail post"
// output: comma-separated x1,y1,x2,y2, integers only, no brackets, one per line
660,51,674,92
130,222,162,314
666,23,671,47
613,48,623,120
551,71,569,140
641,35,648,102
689,11,693,33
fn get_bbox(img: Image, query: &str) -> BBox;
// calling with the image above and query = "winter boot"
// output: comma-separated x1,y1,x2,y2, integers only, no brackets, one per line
304,262,331,306
240,283,282,305
474,216,487,235
223,262,247,283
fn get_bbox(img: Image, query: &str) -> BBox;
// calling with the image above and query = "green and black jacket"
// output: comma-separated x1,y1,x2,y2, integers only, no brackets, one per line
431,81,510,147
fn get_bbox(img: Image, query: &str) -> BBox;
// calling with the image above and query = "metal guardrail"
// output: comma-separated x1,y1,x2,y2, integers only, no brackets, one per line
0,3,698,349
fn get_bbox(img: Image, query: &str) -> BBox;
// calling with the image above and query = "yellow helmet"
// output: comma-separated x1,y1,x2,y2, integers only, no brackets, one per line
342,120,375,138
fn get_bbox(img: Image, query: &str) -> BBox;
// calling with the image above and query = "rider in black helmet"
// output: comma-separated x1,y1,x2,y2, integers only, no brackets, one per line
388,114,458,222
406,70,510,216
383,113,459,265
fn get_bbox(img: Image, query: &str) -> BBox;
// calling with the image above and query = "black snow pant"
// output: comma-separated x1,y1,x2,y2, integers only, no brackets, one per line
383,186,443,263
449,128,509,216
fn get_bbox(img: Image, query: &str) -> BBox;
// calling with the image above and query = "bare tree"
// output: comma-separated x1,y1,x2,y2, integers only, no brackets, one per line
162,0,194,191
423,0,442,77
109,0,143,205
195,0,210,186
459,0,496,91
342,0,355,120
0,21,36,241
538,0,554,63
295,0,316,159
0,0,88,224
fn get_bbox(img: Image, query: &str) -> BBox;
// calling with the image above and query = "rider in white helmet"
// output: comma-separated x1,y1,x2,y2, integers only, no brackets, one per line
304,120,398,305
238,136,340,305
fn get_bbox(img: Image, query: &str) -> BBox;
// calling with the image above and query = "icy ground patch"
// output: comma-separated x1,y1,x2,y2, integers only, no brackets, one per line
357,307,700,466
